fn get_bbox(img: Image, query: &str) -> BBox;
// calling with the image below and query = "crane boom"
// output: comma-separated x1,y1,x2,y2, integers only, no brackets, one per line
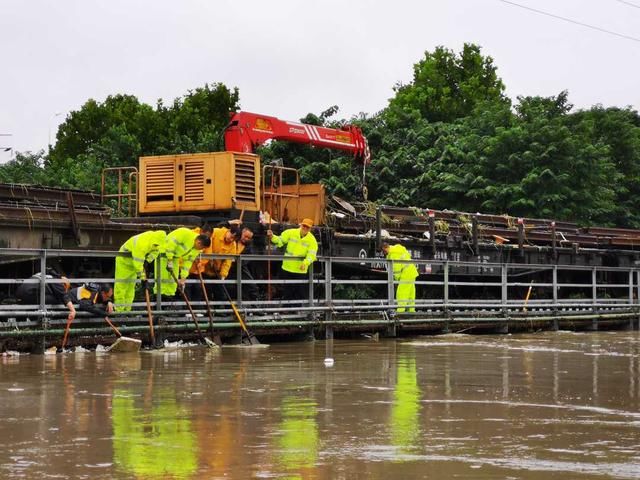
224,111,371,165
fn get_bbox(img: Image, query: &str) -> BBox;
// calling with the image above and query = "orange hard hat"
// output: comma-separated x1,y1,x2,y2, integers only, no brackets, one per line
300,218,314,228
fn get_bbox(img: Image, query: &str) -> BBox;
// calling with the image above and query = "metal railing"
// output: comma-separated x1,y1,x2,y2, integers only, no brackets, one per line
1,248,639,340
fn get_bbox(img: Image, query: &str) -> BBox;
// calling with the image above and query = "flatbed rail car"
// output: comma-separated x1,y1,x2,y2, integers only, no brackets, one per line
2,181,640,299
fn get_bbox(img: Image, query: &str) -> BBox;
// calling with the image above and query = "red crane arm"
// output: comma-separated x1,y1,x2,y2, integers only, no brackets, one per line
224,111,371,165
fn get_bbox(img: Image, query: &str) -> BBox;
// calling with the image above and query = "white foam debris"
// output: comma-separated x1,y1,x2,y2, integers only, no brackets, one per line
2,350,22,357
163,339,198,349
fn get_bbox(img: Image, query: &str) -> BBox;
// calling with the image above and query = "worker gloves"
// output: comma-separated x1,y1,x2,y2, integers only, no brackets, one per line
140,278,149,290
166,261,174,273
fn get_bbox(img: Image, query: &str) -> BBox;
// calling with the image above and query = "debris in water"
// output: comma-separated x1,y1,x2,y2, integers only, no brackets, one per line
107,337,142,353
2,350,22,357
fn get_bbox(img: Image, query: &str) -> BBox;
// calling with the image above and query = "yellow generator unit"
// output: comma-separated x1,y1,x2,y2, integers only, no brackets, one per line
138,152,260,214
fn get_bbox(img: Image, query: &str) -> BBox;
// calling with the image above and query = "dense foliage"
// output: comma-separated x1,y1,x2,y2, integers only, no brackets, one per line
2,44,640,227
1,84,239,191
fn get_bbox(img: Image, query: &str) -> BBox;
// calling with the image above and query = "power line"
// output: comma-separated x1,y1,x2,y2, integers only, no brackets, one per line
498,0,640,44
615,0,640,9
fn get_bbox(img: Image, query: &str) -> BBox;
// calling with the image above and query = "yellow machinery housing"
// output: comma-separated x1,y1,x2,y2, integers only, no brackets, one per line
138,152,260,214
130,150,326,226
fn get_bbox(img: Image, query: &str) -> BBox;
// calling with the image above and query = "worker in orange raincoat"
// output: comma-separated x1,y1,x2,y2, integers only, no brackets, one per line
195,226,240,302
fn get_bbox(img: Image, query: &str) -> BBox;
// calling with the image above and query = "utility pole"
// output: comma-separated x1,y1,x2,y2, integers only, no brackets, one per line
48,112,62,152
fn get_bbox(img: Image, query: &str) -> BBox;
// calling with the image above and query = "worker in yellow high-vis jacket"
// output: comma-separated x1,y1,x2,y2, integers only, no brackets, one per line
114,230,167,311
267,218,318,301
183,224,213,302
155,227,211,297
382,242,419,313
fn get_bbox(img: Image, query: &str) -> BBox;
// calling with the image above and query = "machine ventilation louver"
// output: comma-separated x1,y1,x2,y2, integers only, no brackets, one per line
184,160,205,202
235,157,256,202
145,161,174,202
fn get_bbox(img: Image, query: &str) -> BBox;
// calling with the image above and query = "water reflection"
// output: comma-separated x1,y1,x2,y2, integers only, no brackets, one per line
275,395,319,478
112,385,197,479
1,333,640,479
390,354,420,453
197,354,247,477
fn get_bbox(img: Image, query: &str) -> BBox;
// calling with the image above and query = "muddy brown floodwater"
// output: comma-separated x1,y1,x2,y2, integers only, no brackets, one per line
1,331,639,479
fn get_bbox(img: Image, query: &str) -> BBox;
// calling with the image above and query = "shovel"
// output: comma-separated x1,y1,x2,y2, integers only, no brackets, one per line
61,311,140,352
220,282,260,345
143,283,156,346
211,265,259,345
198,271,222,346
168,268,217,348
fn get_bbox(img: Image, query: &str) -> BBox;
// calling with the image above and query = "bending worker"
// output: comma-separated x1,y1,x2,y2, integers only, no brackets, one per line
16,271,113,321
15,269,70,306
267,218,318,301
155,227,211,298
382,242,419,313
114,230,167,311
65,283,115,321
187,225,238,302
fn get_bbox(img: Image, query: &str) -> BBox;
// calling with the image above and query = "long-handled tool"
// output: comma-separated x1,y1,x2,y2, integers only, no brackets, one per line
62,312,140,352
168,268,216,348
267,211,273,301
523,280,534,312
210,264,259,345
104,315,142,352
62,314,120,348
104,316,122,337
143,284,156,345
61,314,74,349
198,271,222,347
219,282,260,345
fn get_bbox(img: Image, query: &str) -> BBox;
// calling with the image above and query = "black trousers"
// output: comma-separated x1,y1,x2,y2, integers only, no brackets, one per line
185,274,227,304
280,268,310,302
226,263,260,301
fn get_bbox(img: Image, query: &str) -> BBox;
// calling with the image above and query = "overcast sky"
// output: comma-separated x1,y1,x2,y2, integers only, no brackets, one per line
1,0,639,162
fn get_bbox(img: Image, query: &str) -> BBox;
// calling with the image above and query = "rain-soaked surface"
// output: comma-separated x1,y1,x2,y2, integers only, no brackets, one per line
1,331,639,479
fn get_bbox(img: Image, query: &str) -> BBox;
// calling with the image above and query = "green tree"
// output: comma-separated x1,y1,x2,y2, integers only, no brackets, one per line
567,106,640,227
44,83,240,193
0,151,48,184
387,43,509,126
466,93,618,223
49,94,157,166
165,83,240,153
